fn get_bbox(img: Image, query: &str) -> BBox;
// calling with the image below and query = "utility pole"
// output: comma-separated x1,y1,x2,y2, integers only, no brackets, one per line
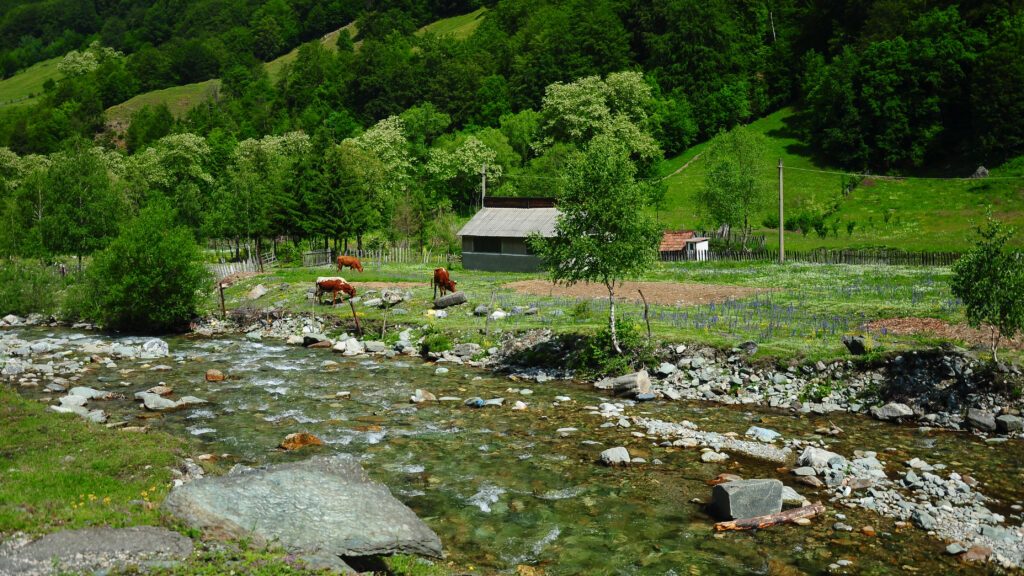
778,158,785,264
481,163,487,209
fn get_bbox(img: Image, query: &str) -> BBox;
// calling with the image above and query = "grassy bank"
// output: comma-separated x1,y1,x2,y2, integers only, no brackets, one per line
0,385,452,575
209,260,973,362
0,386,186,533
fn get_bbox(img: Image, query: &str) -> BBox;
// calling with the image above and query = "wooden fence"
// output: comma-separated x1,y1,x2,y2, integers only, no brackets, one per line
303,248,460,268
207,249,276,281
662,248,962,267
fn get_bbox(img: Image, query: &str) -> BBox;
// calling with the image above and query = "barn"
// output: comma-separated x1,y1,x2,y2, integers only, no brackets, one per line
457,197,560,272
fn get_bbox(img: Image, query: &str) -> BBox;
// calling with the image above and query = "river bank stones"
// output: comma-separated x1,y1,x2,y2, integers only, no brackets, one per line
0,526,193,575
163,455,443,559
601,447,631,466
710,479,784,520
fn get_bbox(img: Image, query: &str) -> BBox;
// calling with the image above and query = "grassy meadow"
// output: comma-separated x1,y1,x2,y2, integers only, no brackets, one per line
211,259,969,362
656,108,1024,252
416,7,488,39
0,56,61,108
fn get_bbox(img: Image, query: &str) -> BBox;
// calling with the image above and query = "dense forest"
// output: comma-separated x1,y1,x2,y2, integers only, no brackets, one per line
0,0,1022,259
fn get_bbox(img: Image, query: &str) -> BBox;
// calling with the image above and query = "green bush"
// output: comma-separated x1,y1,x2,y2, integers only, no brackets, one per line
274,243,302,266
83,202,211,333
573,321,654,379
419,326,452,355
0,260,64,316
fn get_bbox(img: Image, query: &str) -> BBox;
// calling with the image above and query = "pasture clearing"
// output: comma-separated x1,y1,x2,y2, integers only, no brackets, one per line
210,260,980,362
0,57,62,108
416,7,488,39
656,108,1024,252
506,279,764,306
104,79,221,130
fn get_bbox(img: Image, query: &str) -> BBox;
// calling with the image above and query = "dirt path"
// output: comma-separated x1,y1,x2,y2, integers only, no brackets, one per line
506,280,764,306
864,317,1024,350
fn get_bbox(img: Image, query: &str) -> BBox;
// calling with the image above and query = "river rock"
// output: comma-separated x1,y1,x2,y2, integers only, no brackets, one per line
655,362,677,377
710,479,783,520
452,343,482,358
781,486,807,507
135,391,179,411
364,341,387,353
410,389,436,404
601,447,631,466
595,370,651,397
280,432,324,450
870,402,914,421
68,386,113,400
473,305,490,316
996,414,1023,434
797,446,846,471
912,509,936,530
140,338,170,358
146,385,173,397
0,526,193,575
163,454,442,558
205,369,225,382
966,408,997,432
247,284,268,300
303,334,329,347
745,426,781,443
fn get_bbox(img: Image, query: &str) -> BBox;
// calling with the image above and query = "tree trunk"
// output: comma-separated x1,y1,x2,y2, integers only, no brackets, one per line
357,233,363,252
714,503,825,532
992,330,1001,364
607,281,621,354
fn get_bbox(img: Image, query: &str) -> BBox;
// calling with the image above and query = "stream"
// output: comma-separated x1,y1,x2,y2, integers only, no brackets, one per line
6,327,1024,575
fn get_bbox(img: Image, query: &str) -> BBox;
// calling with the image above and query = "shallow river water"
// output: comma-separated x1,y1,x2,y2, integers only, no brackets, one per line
10,328,1024,575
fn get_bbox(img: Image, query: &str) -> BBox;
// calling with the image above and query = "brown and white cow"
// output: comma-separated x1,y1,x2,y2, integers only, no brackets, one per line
336,255,363,273
431,267,457,299
315,277,356,305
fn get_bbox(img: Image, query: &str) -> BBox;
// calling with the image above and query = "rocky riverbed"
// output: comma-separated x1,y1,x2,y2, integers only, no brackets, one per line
2,314,1023,574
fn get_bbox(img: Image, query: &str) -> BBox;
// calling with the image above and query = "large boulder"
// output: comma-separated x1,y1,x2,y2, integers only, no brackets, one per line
966,408,997,432
163,455,442,558
0,526,192,575
710,479,784,520
600,447,631,466
870,402,914,422
996,414,1023,434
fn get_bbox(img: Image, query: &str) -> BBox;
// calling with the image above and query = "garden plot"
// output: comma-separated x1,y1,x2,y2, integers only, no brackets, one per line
506,280,764,306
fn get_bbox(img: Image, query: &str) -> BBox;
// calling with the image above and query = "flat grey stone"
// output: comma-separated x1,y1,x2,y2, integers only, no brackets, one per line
0,526,192,575
163,454,442,558
996,414,1023,434
711,479,783,520
966,409,997,432
870,402,914,421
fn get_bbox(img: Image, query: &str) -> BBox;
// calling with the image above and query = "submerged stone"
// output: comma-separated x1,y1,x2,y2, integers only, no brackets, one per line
710,479,783,520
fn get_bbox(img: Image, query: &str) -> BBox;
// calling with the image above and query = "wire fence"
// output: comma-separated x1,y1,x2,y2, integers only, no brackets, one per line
303,248,461,269
661,248,962,266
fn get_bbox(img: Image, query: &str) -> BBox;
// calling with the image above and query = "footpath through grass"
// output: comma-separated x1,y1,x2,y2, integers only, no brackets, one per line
213,260,970,362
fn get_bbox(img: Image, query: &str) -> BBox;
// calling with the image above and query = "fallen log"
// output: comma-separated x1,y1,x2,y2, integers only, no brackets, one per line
434,291,468,309
714,502,825,532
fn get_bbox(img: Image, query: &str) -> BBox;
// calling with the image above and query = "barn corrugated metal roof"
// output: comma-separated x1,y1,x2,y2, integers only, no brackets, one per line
458,207,561,238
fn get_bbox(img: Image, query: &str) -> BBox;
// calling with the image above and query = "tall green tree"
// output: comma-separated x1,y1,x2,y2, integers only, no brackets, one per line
697,125,769,246
529,135,660,354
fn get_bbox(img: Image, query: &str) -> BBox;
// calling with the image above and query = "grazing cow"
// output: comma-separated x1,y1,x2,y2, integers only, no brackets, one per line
336,255,364,273
315,277,356,305
432,267,457,299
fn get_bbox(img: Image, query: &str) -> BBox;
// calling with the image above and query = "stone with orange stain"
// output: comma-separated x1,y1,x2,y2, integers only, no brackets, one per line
205,369,225,382
279,432,324,450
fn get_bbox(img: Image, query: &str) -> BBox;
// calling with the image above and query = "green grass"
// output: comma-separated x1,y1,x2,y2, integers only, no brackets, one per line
209,259,978,363
0,57,62,108
0,385,188,535
265,22,359,81
656,108,1024,252
105,80,221,129
416,7,487,39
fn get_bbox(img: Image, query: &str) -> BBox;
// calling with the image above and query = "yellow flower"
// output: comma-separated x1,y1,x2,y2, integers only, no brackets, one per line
88,494,97,501
103,497,111,504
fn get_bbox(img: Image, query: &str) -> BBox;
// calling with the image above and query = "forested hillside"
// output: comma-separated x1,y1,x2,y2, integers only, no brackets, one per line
0,0,1022,259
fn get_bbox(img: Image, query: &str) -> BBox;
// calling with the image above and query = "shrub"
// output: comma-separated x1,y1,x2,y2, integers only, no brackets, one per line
419,326,452,355
0,260,64,316
83,202,211,332
274,242,302,266
573,321,654,378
